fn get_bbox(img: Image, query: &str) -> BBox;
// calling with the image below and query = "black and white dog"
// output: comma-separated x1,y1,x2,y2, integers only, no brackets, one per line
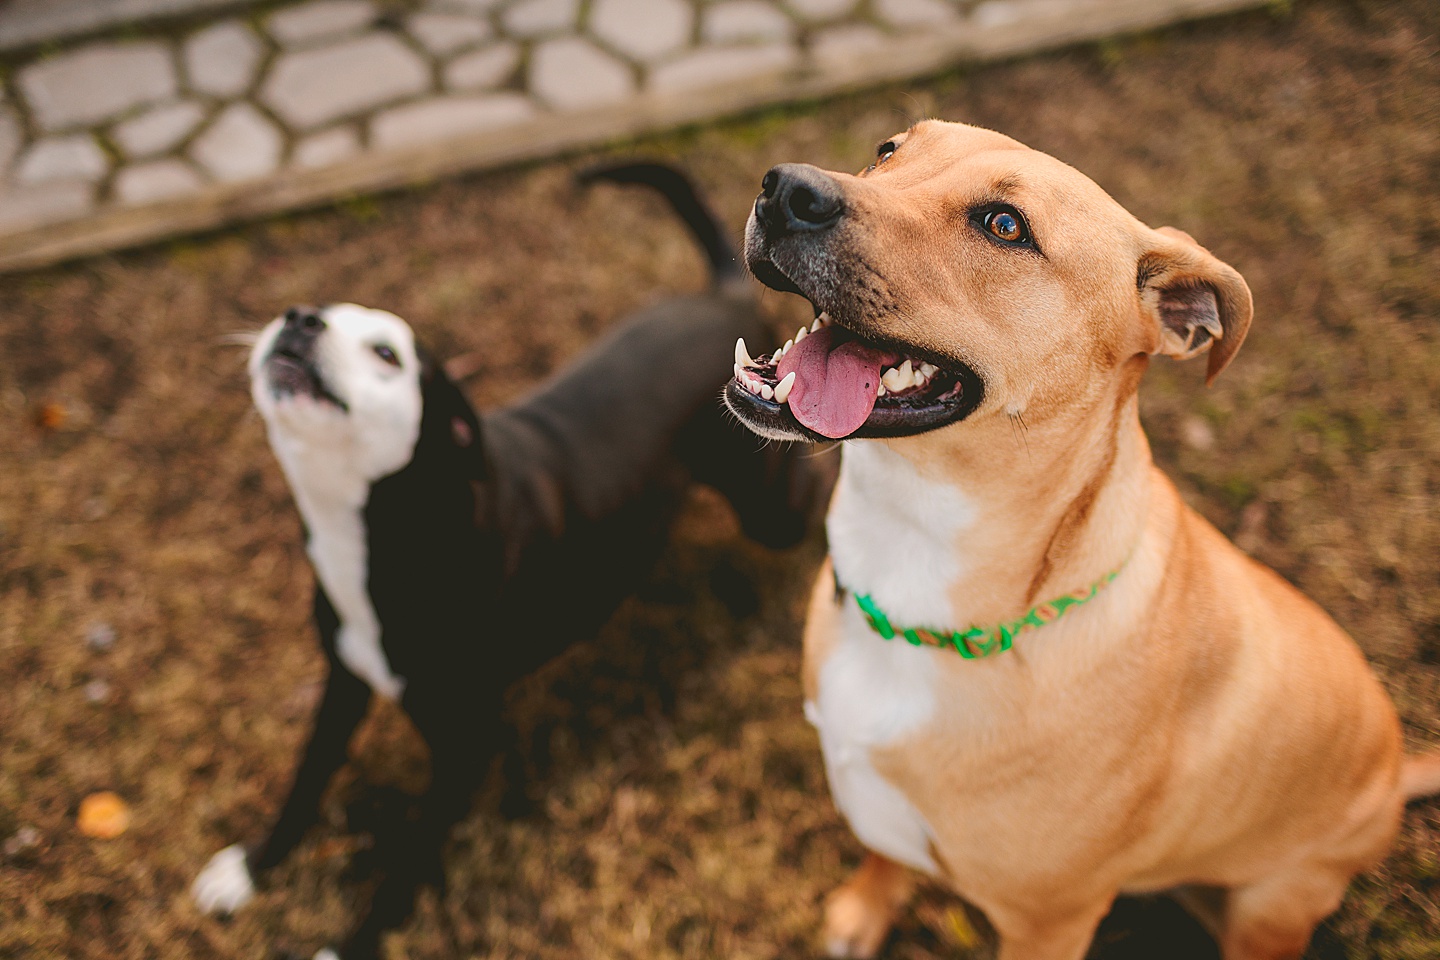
191,165,831,959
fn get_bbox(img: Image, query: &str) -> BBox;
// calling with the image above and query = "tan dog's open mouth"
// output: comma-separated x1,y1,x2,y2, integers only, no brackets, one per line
725,310,981,441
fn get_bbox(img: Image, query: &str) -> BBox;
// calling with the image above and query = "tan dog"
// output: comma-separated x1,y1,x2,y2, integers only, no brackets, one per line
723,120,1440,960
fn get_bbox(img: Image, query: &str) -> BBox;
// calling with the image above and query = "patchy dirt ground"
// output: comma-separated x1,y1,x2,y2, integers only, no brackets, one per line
2,0,1439,957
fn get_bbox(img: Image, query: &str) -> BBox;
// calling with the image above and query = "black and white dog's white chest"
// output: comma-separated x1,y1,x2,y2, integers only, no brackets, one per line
304,500,405,700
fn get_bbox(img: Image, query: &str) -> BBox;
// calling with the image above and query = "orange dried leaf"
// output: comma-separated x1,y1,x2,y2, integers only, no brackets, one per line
77,791,131,839
34,402,67,431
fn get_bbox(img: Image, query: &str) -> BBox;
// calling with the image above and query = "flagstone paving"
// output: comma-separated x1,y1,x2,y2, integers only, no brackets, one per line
0,0,1266,271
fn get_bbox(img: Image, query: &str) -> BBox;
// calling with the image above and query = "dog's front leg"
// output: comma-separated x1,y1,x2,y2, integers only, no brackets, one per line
1218,866,1353,960
254,660,373,872
988,897,1114,960
821,852,915,958
192,657,371,915
321,695,498,960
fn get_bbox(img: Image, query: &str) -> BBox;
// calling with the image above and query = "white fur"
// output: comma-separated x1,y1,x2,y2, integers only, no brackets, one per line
250,304,422,700
314,949,341,960
806,441,979,875
192,843,256,914
827,441,976,626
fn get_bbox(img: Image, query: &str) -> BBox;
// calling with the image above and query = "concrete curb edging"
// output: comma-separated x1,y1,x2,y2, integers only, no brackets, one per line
0,0,1267,274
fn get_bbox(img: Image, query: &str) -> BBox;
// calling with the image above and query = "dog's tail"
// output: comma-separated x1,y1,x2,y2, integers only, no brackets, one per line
577,161,745,291
1401,751,1440,800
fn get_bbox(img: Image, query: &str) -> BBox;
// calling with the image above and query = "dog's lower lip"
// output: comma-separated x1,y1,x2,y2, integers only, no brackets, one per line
267,352,348,411
748,257,807,297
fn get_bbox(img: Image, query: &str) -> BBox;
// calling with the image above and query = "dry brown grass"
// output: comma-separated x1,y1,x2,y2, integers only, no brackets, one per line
2,0,1438,956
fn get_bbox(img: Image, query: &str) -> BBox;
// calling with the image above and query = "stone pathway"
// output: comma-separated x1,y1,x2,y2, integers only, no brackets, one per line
0,0,1264,272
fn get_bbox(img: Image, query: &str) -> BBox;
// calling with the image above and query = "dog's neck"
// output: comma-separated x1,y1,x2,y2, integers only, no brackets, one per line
264,425,408,699
828,378,1152,634
267,428,374,518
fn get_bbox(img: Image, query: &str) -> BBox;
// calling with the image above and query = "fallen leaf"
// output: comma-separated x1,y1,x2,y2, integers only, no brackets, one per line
77,792,131,839
34,402,67,432
948,907,980,949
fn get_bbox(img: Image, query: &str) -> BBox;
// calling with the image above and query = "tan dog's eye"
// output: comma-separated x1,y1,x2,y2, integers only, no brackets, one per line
866,141,898,172
973,205,1035,249
988,212,1022,241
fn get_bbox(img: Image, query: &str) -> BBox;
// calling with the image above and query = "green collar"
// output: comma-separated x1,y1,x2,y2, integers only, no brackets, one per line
851,563,1125,659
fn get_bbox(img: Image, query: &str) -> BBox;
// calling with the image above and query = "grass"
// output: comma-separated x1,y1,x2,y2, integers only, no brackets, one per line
1,0,1437,956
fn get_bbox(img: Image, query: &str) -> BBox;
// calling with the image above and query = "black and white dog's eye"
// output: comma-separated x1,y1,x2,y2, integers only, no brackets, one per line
373,344,401,367
973,205,1035,248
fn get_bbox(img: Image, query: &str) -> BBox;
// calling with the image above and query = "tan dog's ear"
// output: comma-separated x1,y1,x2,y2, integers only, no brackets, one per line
1139,226,1253,385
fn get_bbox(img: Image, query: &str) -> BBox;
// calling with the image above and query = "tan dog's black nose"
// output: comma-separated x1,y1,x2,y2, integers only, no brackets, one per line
756,163,844,236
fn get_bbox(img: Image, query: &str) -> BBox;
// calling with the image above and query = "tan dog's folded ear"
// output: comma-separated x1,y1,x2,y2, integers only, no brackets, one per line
1139,226,1254,384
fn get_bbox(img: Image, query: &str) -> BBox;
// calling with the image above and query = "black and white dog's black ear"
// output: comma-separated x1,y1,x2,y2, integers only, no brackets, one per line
416,344,486,460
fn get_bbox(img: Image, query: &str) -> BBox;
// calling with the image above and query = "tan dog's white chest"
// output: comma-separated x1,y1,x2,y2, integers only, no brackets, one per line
806,442,979,875
806,610,941,874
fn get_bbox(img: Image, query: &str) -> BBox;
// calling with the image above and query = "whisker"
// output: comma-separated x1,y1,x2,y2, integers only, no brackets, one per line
217,330,262,348
1009,410,1031,457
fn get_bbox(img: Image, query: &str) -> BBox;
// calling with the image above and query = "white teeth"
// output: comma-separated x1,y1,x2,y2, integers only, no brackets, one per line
783,339,794,354
811,319,822,333
881,361,916,393
736,337,755,369
747,377,761,395
734,363,742,378
795,326,808,342
920,362,937,379
877,382,886,397
760,383,774,401
774,371,796,404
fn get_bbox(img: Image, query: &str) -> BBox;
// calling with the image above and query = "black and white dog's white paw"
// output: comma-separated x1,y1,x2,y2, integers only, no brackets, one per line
191,843,256,915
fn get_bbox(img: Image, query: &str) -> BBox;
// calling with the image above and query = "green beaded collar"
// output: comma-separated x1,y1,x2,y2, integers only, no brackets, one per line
851,564,1125,660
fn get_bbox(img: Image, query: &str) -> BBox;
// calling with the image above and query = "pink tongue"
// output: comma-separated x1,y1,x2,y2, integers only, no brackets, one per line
776,326,890,439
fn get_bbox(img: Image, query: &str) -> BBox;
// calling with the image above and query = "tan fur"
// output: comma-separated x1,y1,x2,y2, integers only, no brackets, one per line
821,853,915,958
794,121,1435,960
